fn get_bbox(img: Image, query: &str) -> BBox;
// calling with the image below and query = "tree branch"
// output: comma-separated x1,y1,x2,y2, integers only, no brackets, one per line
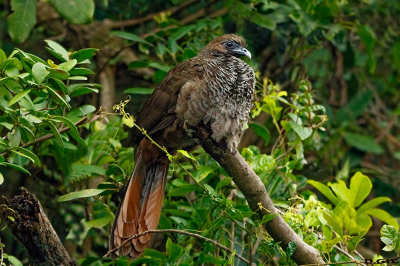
0,188,77,266
104,229,254,265
190,124,325,265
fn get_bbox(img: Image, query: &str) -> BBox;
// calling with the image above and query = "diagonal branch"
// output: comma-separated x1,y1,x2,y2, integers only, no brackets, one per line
190,124,325,265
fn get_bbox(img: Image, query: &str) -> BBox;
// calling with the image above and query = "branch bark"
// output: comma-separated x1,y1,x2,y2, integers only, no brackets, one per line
0,188,77,266
191,124,325,265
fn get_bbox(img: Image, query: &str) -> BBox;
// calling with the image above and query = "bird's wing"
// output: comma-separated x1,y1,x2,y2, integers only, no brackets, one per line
129,57,207,144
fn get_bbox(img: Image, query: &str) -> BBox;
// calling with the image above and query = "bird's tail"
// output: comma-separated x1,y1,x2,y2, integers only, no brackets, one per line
109,138,169,258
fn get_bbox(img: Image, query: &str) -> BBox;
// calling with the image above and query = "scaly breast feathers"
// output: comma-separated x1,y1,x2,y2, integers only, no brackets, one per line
175,57,255,151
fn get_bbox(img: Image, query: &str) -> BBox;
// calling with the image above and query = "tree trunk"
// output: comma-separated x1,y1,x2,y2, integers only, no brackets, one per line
0,188,77,266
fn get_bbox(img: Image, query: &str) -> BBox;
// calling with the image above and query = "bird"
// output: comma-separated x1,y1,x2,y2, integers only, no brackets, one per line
109,34,255,258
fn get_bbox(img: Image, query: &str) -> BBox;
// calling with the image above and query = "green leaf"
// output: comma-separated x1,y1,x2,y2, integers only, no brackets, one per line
8,88,32,106
348,172,372,207
69,87,98,97
344,132,383,154
261,213,277,224
0,49,7,63
329,180,353,205
286,241,297,259
7,0,37,43
0,172,4,185
57,189,107,202
58,59,77,72
142,249,167,263
129,61,148,69
0,77,14,87
168,184,201,197
85,214,113,228
335,158,349,181
0,162,30,175
381,236,395,252
170,25,195,41
355,214,372,235
46,86,70,108
69,68,94,75
26,53,48,65
68,76,87,81
177,150,196,161
6,255,23,266
111,31,152,46
8,128,21,148
289,122,312,140
380,225,398,239
365,209,399,230
357,197,391,215
51,116,80,140
358,25,376,73
323,211,343,237
197,252,230,264
251,154,275,172
0,58,22,72
46,121,64,148
47,68,70,80
11,147,41,167
45,40,69,61
70,164,106,177
249,122,270,145
320,238,341,254
251,13,276,30
322,225,333,241
67,105,96,118
215,177,232,192
49,78,68,93
50,0,94,24
166,238,183,263
193,165,217,182
124,88,154,95
347,231,366,252
380,225,399,252
70,48,98,63
147,62,172,72
32,63,49,85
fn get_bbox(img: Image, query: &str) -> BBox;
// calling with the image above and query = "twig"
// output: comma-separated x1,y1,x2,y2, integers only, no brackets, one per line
104,229,255,265
334,244,366,266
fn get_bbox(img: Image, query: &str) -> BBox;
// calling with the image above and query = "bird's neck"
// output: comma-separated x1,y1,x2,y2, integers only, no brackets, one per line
198,49,231,60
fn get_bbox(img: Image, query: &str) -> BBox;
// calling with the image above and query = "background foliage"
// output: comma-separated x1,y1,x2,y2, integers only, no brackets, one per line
0,0,399,265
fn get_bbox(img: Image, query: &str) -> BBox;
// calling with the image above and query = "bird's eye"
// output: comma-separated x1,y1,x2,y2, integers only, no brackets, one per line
226,42,233,48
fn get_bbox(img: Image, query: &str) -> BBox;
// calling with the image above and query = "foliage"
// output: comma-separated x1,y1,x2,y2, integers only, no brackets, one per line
0,0,399,265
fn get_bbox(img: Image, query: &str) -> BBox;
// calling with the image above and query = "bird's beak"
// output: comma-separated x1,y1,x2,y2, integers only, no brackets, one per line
232,47,252,59
242,48,252,59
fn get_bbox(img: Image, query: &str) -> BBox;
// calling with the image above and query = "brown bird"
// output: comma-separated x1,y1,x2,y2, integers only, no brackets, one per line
109,34,255,258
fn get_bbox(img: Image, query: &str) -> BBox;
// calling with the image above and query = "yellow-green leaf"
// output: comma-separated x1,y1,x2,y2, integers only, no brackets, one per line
8,89,32,106
365,209,399,230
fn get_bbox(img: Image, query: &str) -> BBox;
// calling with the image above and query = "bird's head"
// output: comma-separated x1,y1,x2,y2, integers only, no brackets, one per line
202,34,252,59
